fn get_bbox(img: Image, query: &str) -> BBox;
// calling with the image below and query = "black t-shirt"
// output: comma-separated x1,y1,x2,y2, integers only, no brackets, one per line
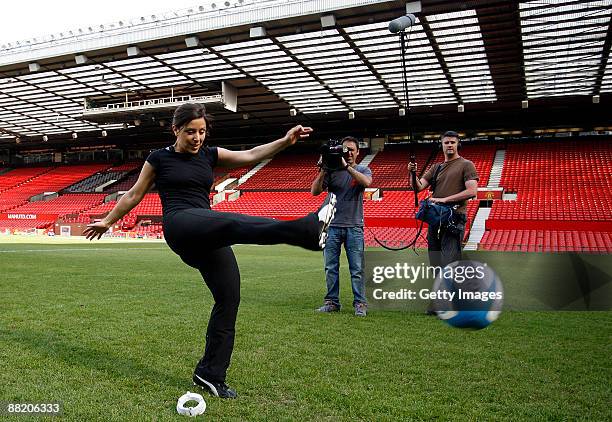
146,146,218,215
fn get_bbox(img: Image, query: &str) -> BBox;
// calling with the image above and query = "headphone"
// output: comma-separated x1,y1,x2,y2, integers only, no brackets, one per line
440,131,461,150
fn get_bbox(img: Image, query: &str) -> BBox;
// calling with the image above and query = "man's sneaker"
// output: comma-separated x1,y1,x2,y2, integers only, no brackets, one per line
354,302,367,317
316,300,340,313
193,373,237,399
317,193,337,248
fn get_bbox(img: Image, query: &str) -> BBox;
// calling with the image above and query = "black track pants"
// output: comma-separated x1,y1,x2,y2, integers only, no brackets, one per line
427,224,465,268
192,246,240,384
163,208,319,382
164,208,319,254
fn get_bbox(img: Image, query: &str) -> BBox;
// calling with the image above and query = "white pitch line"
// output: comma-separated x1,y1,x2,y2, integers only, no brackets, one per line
0,247,167,253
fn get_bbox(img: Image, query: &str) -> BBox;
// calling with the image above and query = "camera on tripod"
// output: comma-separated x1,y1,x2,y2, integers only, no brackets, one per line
319,139,348,172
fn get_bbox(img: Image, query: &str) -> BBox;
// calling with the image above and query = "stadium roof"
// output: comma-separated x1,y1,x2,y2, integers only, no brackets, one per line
0,0,611,147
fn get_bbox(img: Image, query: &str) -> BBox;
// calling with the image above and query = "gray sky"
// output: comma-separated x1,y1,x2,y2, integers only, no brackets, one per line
0,0,209,44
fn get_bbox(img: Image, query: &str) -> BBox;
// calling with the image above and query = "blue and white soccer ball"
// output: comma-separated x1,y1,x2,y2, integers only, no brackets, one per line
431,260,503,329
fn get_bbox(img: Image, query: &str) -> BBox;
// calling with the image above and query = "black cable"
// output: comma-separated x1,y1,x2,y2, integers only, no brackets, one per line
368,219,425,252
371,26,422,251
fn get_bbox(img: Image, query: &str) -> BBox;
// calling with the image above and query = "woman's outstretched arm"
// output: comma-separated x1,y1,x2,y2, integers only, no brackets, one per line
83,162,156,240
216,125,313,168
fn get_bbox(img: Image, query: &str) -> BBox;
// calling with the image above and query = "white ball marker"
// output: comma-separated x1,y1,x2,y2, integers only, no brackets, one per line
177,391,207,417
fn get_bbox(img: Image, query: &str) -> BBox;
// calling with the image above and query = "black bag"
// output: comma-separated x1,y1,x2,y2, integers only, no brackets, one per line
445,212,466,235
416,199,455,227
415,162,464,235
416,163,452,226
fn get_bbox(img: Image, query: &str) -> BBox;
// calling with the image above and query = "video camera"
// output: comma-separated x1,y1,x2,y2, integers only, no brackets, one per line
319,139,348,172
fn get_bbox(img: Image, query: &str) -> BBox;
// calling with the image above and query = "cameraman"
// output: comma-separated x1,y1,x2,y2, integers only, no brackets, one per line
311,136,372,316
409,131,478,268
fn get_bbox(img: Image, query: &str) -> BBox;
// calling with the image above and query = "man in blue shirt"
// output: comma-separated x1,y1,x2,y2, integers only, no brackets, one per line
311,136,372,316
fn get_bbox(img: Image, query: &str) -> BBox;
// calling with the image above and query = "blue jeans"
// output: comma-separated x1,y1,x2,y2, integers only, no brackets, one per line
323,226,367,307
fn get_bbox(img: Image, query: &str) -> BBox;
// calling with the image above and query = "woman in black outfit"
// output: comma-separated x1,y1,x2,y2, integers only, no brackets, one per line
84,103,336,399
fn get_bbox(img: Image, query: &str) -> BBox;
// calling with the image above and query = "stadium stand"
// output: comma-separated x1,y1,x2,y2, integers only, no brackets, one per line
128,222,164,238
0,164,108,212
425,144,497,187
216,165,253,181
480,230,612,253
1,139,608,253
86,161,145,194
8,193,106,217
104,172,140,193
210,164,254,191
213,191,325,218
65,171,127,192
0,167,56,212
362,193,479,247
365,142,495,191
0,219,54,232
498,140,609,194
60,215,93,224
99,161,249,194
364,227,429,249
108,161,143,172
84,200,118,216
100,193,164,233
364,190,425,219
0,192,38,214
129,193,162,216
210,188,478,248
119,214,138,231
482,139,611,252
0,167,53,192
367,144,433,189
236,152,321,191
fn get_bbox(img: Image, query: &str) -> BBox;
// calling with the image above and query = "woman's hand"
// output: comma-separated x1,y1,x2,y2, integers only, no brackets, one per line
284,125,313,146
83,221,111,240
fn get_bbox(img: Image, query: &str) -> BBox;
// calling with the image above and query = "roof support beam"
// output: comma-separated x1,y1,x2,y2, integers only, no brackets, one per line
96,60,152,98
0,116,37,137
419,16,461,104
336,27,403,108
4,71,85,110
51,69,118,104
0,73,89,134
267,34,351,111
138,45,219,94
0,103,67,135
593,8,612,95
194,45,275,125
0,127,22,137
477,2,526,102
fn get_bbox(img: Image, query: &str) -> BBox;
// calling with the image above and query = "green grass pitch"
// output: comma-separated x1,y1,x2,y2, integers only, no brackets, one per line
0,242,610,421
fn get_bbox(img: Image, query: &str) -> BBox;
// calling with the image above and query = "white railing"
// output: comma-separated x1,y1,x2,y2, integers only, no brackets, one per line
84,95,223,113
1,0,394,65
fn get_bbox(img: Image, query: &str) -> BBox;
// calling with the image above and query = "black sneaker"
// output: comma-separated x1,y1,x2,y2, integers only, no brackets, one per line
318,193,337,249
193,373,237,399
425,301,437,316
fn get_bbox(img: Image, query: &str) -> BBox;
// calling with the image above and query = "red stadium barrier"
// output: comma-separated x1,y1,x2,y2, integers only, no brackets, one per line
0,213,58,220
